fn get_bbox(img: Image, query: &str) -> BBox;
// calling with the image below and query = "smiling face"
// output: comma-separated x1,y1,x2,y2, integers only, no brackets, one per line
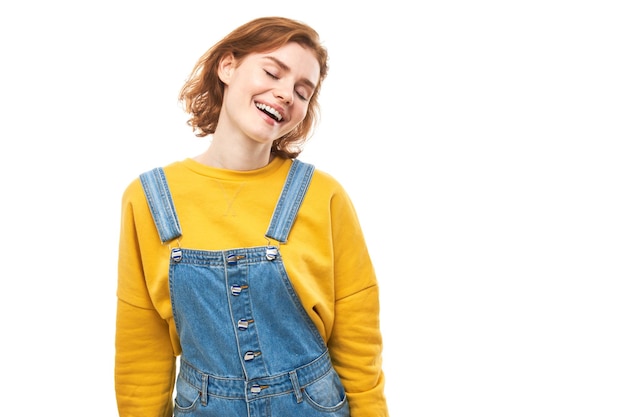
216,42,321,149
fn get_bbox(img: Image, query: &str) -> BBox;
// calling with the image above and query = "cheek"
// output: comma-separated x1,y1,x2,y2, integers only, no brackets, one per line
231,71,264,95
291,104,309,125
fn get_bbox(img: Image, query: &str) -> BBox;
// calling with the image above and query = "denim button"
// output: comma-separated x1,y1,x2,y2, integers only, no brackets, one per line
250,384,268,394
265,246,278,261
244,351,259,361
238,319,253,330
227,254,245,265
171,248,182,262
251,384,270,394
230,284,248,296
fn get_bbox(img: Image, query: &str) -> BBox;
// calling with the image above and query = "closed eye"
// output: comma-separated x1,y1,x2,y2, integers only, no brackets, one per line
265,69,311,101
296,91,309,101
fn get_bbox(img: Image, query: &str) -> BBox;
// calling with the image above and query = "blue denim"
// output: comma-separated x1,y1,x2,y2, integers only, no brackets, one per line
139,166,182,243
264,159,315,243
140,160,349,417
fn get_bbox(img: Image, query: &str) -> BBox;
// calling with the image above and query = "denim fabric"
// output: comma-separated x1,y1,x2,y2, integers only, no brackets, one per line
141,160,349,417
265,159,315,243
139,167,182,243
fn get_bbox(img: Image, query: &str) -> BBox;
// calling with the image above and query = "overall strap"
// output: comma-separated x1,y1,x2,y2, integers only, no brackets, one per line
265,159,315,244
139,167,182,244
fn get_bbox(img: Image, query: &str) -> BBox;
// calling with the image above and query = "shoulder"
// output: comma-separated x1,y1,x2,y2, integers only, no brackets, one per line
308,164,350,198
120,160,187,205
302,163,356,214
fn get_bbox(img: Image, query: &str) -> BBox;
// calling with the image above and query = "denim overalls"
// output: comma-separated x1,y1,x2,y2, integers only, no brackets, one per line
140,160,350,417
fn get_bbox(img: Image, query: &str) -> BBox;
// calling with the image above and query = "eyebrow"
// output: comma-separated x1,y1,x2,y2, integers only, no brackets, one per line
263,56,317,91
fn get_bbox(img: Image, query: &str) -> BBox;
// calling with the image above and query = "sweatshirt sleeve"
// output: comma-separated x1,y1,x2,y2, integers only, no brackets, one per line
326,186,389,417
115,181,176,417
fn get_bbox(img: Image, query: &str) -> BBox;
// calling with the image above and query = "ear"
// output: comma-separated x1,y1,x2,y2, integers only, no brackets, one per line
217,53,236,85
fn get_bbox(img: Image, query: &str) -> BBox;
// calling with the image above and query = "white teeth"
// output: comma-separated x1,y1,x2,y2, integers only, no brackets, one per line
255,103,283,121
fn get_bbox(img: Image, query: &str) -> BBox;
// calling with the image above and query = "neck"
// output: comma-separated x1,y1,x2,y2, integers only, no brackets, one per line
194,136,273,171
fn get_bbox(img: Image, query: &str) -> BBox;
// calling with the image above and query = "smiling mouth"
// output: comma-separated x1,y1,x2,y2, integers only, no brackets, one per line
255,102,284,122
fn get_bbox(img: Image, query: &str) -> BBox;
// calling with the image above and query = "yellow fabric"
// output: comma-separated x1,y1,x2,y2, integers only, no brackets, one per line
115,157,388,416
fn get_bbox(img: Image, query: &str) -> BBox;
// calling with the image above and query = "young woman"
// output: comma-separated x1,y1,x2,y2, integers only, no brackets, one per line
115,16,389,417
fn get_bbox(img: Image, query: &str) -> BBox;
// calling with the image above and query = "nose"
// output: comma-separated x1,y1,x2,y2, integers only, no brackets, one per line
274,83,293,105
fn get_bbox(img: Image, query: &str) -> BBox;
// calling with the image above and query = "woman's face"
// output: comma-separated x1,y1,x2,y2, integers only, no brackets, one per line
218,42,320,147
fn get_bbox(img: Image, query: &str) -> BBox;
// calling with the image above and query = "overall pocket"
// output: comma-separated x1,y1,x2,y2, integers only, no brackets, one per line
302,369,349,413
174,376,201,413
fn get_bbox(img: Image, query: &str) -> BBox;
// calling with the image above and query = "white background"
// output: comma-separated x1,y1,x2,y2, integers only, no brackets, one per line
1,1,625,416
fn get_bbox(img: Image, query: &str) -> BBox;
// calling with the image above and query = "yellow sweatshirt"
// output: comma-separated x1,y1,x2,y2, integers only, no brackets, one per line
115,156,388,416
